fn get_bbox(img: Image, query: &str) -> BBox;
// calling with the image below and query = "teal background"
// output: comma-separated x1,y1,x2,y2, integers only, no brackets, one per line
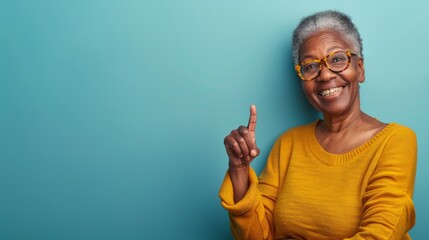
1,1,427,239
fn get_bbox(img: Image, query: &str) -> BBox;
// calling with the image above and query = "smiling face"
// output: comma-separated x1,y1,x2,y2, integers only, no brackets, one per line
299,30,365,117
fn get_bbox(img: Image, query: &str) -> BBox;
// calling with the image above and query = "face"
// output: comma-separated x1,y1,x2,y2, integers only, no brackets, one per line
299,30,365,117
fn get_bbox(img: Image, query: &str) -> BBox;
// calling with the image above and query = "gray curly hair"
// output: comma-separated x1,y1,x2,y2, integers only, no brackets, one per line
292,10,363,65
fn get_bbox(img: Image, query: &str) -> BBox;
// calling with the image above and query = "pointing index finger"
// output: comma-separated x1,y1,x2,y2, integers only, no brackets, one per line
247,104,257,132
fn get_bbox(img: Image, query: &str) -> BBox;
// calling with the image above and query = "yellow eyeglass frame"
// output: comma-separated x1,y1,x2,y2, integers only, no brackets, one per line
295,49,356,81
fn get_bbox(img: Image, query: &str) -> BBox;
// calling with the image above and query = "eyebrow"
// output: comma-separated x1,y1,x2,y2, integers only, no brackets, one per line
300,46,346,62
327,46,345,53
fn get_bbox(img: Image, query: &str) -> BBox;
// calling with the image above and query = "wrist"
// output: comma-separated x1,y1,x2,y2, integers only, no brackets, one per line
228,161,249,170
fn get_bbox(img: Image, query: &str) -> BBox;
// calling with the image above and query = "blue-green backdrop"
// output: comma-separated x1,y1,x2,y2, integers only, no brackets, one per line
1,1,427,239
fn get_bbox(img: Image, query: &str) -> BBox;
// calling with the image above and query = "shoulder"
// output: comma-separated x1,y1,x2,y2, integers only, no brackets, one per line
385,123,417,142
376,123,417,158
373,123,417,178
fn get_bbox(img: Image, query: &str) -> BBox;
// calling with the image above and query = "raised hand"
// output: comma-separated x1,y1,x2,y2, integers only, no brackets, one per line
224,105,260,168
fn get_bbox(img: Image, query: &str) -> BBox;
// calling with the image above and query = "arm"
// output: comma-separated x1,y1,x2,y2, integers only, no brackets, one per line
224,105,260,203
344,127,417,240
219,137,282,240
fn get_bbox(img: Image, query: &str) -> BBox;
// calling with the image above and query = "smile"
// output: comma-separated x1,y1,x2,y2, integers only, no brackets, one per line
318,87,344,97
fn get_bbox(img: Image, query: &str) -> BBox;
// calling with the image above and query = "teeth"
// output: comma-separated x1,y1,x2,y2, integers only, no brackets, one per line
320,87,343,97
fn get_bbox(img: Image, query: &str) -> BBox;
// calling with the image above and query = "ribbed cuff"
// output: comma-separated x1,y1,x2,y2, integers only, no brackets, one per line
218,167,260,216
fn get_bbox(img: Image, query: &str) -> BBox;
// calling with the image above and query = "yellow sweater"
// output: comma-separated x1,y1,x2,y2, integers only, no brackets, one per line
219,121,417,240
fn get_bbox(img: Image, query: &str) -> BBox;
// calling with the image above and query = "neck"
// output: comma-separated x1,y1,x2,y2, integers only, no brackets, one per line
319,100,364,134
321,111,365,134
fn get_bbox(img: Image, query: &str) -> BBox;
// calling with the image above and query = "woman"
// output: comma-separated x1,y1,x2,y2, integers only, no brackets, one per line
219,10,417,240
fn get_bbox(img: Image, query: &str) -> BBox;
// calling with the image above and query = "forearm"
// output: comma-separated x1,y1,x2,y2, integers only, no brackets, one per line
229,165,250,203
219,167,276,240
220,133,283,240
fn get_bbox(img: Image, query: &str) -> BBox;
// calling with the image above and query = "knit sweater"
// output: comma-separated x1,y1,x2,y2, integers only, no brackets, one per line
219,121,417,240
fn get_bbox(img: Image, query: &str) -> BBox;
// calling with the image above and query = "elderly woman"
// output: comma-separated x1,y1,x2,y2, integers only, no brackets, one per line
219,10,417,240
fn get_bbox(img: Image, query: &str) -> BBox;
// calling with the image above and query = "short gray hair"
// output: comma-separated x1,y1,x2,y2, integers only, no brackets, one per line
292,10,363,64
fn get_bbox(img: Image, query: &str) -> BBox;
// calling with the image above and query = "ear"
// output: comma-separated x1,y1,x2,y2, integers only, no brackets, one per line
357,58,365,83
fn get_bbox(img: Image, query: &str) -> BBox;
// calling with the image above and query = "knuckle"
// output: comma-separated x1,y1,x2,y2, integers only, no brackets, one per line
239,129,248,135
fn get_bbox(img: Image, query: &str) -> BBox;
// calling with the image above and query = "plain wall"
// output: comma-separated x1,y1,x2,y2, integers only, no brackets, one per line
1,1,427,239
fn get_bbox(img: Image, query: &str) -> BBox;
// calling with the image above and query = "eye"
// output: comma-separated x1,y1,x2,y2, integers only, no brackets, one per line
329,53,348,64
332,57,342,62
302,62,318,72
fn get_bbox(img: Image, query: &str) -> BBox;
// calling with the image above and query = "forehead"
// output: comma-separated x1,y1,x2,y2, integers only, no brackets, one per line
299,30,351,60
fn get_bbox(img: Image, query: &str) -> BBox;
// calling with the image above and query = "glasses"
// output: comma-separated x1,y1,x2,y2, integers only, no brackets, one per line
295,49,357,81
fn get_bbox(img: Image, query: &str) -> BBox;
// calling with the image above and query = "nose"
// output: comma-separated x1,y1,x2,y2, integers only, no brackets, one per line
316,61,336,82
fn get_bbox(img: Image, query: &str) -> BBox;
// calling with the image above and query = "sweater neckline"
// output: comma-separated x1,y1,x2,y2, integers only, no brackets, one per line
307,120,396,165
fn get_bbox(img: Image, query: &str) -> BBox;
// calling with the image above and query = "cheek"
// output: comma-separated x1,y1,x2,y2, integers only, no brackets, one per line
343,62,362,82
301,82,314,95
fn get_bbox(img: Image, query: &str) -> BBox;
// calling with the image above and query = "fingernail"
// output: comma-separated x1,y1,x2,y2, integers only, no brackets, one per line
250,149,257,157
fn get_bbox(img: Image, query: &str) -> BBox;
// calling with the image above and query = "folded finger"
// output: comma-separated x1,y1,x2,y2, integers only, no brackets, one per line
231,130,250,161
239,126,259,158
224,135,243,158
238,126,256,152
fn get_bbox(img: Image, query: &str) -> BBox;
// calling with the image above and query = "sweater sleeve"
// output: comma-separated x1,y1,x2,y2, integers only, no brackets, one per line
219,137,282,240
344,126,417,240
